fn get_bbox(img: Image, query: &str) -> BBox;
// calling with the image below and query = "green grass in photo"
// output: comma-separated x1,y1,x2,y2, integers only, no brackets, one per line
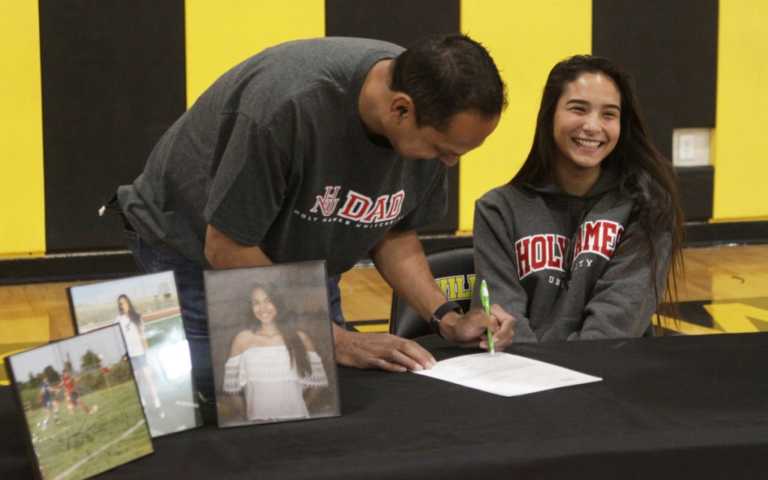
26,381,152,479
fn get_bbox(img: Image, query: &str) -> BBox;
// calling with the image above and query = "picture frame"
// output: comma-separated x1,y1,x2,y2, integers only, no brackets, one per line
67,271,201,436
205,261,340,427
5,324,153,480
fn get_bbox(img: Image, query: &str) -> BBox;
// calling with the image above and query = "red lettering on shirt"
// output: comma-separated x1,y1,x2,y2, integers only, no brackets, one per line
555,235,568,269
573,220,624,262
309,186,342,217
530,236,546,270
515,234,568,279
362,195,390,223
515,237,531,278
384,190,405,220
338,191,373,221
305,187,407,226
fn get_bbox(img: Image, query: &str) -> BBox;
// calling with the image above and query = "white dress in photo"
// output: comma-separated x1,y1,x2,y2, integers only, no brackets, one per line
223,345,328,421
117,314,146,358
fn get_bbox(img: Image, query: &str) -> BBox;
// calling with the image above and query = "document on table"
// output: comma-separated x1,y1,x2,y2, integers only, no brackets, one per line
413,352,602,397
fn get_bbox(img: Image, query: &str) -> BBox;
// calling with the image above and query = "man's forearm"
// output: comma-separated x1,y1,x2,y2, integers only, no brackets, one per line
371,230,446,321
205,224,273,269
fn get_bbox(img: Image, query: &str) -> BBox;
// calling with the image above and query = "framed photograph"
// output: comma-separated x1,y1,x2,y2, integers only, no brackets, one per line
205,261,340,427
5,325,153,480
67,272,201,436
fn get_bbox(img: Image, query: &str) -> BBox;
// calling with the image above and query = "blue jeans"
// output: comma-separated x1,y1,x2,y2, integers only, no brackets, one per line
123,230,345,413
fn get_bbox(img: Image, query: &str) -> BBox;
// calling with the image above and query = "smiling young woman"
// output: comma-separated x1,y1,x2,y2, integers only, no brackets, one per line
471,55,684,343
552,71,621,196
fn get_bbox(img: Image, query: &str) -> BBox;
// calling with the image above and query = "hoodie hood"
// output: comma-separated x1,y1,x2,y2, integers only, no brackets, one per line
520,164,621,199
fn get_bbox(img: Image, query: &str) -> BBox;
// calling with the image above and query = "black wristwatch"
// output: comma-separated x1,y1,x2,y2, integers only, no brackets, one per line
429,301,463,338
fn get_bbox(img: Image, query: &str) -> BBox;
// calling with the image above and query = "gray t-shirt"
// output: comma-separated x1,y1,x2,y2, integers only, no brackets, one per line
118,37,447,275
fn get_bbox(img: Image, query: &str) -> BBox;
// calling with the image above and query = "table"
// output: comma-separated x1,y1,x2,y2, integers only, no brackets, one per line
3,333,768,479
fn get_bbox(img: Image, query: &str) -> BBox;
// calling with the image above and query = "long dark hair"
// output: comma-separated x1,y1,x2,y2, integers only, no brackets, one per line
248,285,311,377
512,55,684,321
117,294,142,329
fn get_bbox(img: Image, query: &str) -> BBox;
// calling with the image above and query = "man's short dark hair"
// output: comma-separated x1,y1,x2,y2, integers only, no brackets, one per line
390,34,507,130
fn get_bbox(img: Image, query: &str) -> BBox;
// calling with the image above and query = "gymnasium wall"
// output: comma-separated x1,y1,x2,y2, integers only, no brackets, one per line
1,2,45,257
459,0,592,230
714,0,768,221
592,0,718,224
2,0,766,258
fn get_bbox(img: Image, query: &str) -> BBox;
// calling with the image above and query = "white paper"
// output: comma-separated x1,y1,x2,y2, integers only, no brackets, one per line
413,352,602,397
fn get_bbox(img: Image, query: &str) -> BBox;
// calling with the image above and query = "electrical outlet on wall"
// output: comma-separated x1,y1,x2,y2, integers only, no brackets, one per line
673,128,711,167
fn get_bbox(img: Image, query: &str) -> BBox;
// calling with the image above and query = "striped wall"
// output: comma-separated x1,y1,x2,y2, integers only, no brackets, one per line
592,0,718,223
714,0,768,220
2,0,767,257
459,0,592,231
38,0,186,253
186,1,325,107
1,2,45,257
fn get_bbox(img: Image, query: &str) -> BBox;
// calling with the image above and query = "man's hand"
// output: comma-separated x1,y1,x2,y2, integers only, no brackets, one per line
440,305,516,351
333,325,436,373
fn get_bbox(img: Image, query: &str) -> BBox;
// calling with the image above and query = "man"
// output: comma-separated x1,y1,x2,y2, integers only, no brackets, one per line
115,34,515,404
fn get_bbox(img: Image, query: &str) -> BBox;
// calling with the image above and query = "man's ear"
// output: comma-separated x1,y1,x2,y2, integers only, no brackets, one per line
390,93,414,122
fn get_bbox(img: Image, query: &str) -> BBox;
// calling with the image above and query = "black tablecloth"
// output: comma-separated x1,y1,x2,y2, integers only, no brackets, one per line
3,333,768,479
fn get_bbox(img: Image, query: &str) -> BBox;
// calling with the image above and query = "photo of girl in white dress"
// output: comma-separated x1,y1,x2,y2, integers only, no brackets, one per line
222,285,328,422
205,262,340,428
116,294,163,416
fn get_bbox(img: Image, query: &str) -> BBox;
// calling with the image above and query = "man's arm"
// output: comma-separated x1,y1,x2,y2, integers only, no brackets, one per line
205,224,435,372
332,230,442,372
205,224,273,269
370,229,512,348
332,323,436,372
371,230,445,321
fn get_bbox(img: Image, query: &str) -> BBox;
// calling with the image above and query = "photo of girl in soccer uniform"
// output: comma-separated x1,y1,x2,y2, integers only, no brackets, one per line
36,379,60,430
59,370,97,415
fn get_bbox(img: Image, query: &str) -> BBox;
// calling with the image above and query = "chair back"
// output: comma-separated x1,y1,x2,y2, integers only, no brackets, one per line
389,247,476,338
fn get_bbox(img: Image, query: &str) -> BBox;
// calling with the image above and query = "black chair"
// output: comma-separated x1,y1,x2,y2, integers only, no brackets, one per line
388,247,655,339
389,247,476,339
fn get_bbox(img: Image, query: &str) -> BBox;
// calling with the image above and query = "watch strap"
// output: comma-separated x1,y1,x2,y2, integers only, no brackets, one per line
429,301,463,337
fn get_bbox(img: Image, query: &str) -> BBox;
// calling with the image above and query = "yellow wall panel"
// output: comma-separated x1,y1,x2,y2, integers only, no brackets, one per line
0,1,45,257
185,0,325,106
459,1,592,231
713,0,768,220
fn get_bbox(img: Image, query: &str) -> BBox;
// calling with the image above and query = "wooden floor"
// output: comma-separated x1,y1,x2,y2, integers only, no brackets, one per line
2,243,768,383
342,244,768,333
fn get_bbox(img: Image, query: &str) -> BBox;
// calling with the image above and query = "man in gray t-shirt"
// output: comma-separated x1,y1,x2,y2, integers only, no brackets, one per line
117,35,514,400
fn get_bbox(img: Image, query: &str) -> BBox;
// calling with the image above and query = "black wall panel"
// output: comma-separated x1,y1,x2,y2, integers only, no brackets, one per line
39,0,186,251
593,0,718,221
677,166,714,222
326,0,461,233
593,0,718,157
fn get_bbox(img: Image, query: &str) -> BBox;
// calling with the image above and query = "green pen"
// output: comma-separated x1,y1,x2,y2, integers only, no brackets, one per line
480,280,495,354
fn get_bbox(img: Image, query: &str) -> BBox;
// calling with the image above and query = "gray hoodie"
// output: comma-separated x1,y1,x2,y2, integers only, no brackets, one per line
471,168,671,342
